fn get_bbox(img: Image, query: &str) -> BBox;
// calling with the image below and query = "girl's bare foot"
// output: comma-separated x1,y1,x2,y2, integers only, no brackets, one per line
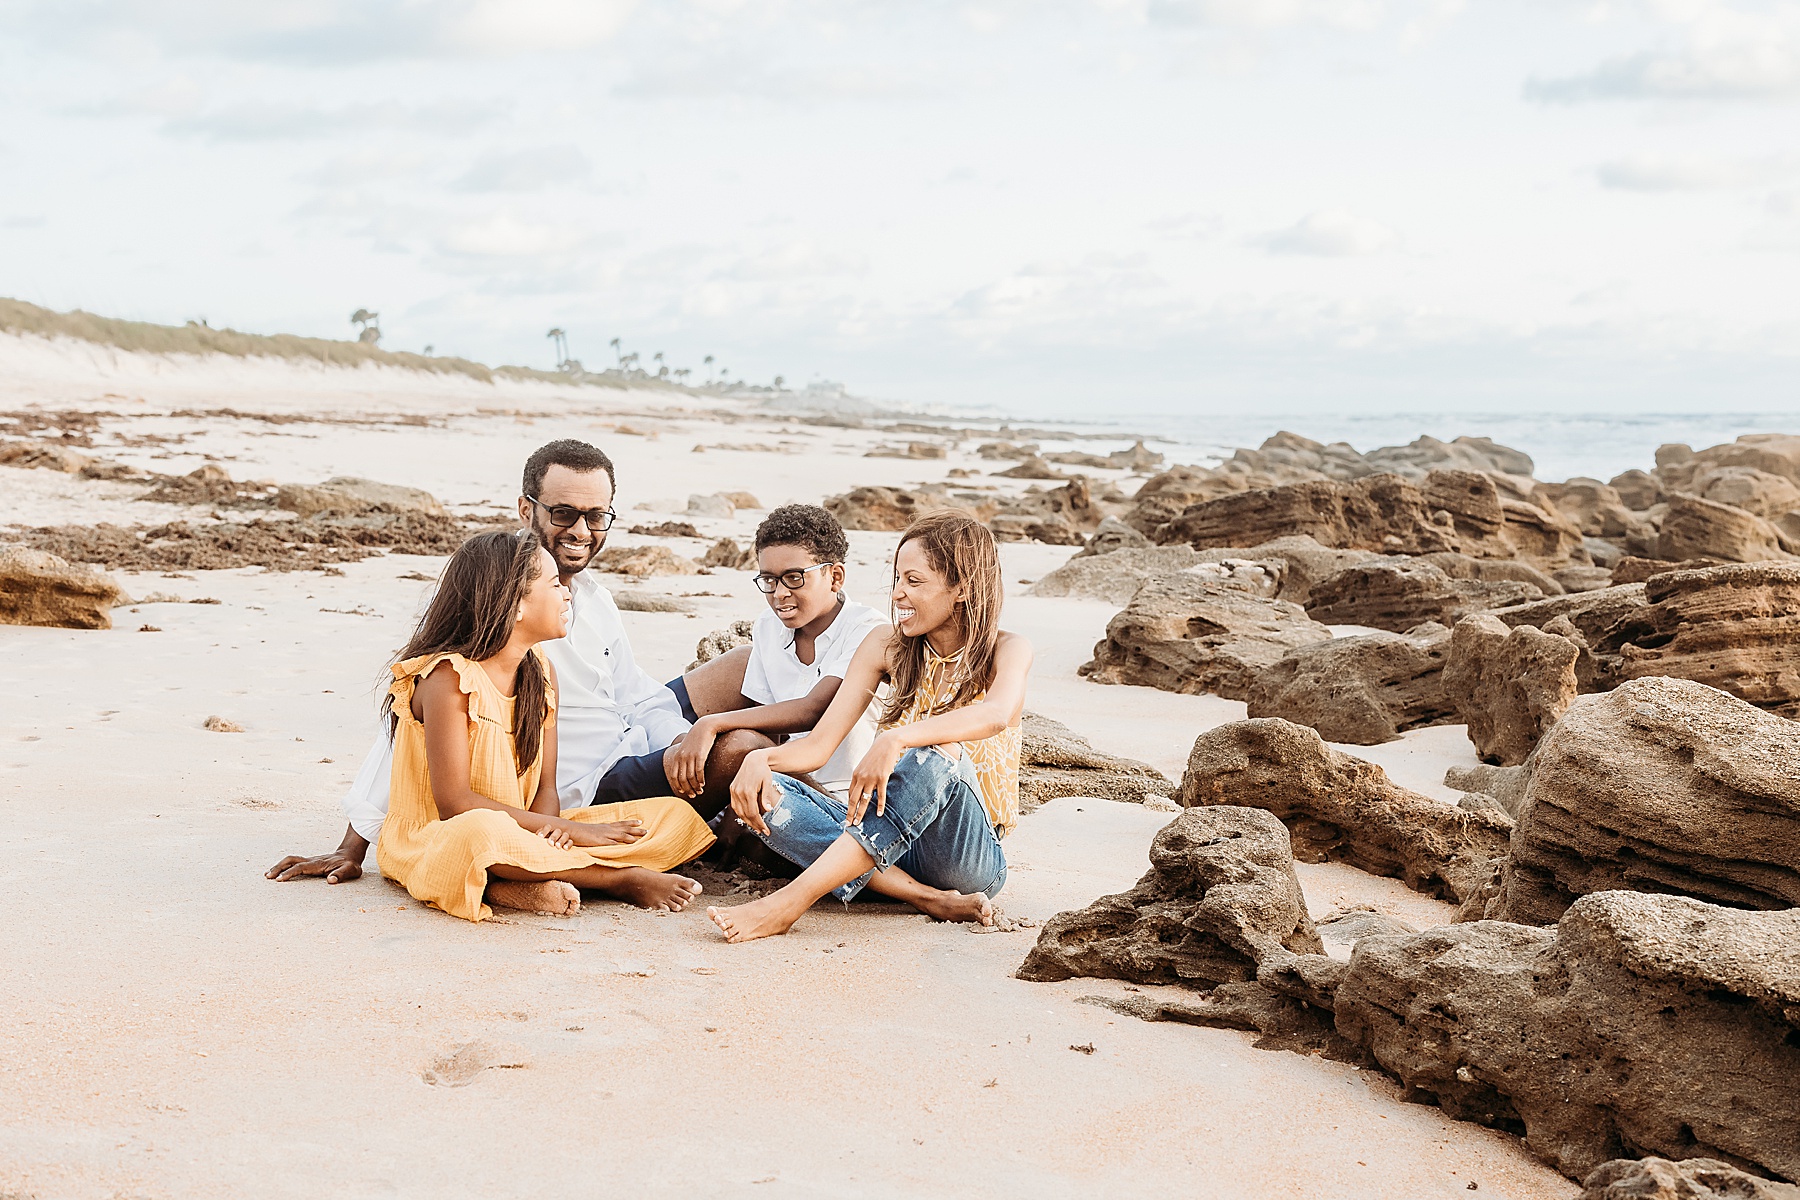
592,867,702,912
912,889,994,926
487,879,581,917
707,892,809,943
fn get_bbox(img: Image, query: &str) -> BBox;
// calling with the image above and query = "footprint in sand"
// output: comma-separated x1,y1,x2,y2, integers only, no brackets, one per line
420,1040,530,1087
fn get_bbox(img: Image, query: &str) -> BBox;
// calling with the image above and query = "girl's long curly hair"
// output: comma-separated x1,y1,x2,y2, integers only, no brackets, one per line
880,510,1003,725
384,529,549,775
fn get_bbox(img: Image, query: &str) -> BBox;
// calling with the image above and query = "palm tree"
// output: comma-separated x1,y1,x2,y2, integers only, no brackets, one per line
610,337,623,366
547,328,568,369
772,375,784,389
673,368,690,383
350,309,381,345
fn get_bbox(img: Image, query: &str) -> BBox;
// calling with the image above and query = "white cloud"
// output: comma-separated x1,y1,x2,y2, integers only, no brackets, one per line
437,213,587,262
1527,3,1800,103
453,146,593,192
164,99,505,141
1597,153,1799,191
1255,209,1397,256
1140,0,1389,31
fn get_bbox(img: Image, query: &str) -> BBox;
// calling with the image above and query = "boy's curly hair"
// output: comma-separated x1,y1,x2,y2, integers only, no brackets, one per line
754,504,850,563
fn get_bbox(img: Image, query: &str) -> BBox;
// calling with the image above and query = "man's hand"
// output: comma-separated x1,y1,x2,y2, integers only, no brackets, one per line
846,733,906,826
266,826,369,884
729,747,780,837
663,719,719,799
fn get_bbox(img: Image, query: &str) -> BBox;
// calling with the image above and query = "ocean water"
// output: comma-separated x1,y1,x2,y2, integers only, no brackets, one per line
970,410,1796,485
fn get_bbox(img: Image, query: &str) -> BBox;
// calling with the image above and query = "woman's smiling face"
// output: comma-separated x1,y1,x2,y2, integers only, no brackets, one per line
890,537,960,638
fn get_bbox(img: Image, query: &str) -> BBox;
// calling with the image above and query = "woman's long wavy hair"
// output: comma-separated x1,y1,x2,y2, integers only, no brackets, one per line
880,510,1003,725
384,529,549,776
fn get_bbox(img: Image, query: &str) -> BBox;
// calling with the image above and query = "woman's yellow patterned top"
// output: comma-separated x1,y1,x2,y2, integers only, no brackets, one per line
880,643,1020,835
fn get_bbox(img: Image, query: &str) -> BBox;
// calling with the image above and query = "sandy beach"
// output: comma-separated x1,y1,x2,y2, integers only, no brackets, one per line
0,335,1593,1199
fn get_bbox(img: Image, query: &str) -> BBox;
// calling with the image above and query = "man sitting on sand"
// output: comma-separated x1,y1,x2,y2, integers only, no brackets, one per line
266,438,772,904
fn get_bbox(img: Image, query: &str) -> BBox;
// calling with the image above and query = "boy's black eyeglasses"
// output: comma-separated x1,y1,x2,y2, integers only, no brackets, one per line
527,496,617,531
753,562,835,593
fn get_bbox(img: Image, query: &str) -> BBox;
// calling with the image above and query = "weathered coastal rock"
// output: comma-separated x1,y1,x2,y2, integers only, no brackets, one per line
825,485,954,532
1441,615,1581,766
1157,473,1461,556
1489,583,1656,690
1017,805,1323,987
1620,563,1800,715
1177,718,1514,903
1028,546,1206,604
1018,712,1175,810
1075,516,1152,556
1579,1157,1800,1200
275,476,446,519
1334,892,1800,1184
0,546,128,630
1656,494,1796,563
1078,574,1331,700
1244,623,1454,745
1486,677,1800,925
1304,558,1543,632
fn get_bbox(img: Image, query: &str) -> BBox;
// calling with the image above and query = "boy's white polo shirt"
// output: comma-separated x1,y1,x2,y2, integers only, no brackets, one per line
740,598,887,798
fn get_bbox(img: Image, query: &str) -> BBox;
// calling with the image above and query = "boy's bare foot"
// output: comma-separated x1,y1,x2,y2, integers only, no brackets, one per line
592,867,702,913
487,879,581,917
707,892,808,943
912,889,995,926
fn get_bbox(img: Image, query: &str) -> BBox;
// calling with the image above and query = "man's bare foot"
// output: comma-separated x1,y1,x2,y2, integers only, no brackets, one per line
487,879,581,917
911,889,995,926
592,867,702,913
707,892,808,943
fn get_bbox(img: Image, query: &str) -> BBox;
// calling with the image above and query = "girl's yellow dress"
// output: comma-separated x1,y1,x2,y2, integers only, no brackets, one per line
376,651,715,921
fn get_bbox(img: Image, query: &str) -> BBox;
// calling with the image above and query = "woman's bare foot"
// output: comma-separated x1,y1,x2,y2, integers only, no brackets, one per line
591,867,702,912
911,888,995,926
707,892,810,943
487,879,581,917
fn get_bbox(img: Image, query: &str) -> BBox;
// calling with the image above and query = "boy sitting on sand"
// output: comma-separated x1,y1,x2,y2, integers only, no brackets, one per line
663,504,887,805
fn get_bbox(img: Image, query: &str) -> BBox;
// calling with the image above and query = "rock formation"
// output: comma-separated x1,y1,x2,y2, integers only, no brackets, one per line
591,546,698,577
1484,678,1800,925
1441,615,1581,766
687,619,754,671
825,484,954,531
1025,546,1206,604
1177,718,1513,903
1655,494,1795,563
275,476,446,519
1078,574,1331,699
1579,1158,1800,1200
0,546,127,630
1245,623,1454,745
1017,712,1175,810
1335,892,1800,1184
1017,805,1323,987
1304,558,1544,631
1619,562,1800,715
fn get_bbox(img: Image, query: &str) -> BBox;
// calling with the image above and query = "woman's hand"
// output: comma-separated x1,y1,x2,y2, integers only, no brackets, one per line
663,719,718,799
730,747,781,837
560,819,646,848
846,732,906,826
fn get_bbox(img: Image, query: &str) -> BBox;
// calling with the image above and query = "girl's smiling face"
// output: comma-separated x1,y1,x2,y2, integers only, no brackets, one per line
517,547,572,642
890,538,962,639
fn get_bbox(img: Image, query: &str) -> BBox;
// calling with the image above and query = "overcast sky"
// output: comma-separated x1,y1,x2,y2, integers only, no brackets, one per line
2,0,1796,417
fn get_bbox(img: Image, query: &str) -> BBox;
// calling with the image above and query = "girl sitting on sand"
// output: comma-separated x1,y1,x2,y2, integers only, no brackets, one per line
378,530,714,922
708,510,1030,943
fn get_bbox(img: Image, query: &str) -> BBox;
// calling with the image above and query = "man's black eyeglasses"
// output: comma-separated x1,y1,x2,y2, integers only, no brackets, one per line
526,496,617,531
753,562,835,593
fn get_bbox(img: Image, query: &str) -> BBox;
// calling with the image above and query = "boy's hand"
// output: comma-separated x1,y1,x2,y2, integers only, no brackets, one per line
664,720,718,799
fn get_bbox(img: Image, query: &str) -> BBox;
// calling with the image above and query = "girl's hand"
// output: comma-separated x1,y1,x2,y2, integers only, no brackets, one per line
563,819,646,847
846,732,906,826
730,748,779,837
537,824,575,851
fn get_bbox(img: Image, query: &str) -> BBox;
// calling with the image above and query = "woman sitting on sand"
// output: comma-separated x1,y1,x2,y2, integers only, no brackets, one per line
708,510,1030,943
379,530,714,922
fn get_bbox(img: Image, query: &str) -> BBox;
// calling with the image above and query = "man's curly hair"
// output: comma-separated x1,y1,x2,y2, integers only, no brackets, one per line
753,504,850,563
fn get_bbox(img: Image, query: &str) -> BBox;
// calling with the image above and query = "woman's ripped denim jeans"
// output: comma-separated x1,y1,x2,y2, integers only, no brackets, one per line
750,747,1007,903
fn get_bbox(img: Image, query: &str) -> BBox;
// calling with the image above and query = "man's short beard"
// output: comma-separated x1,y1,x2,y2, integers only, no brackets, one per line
532,512,604,574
